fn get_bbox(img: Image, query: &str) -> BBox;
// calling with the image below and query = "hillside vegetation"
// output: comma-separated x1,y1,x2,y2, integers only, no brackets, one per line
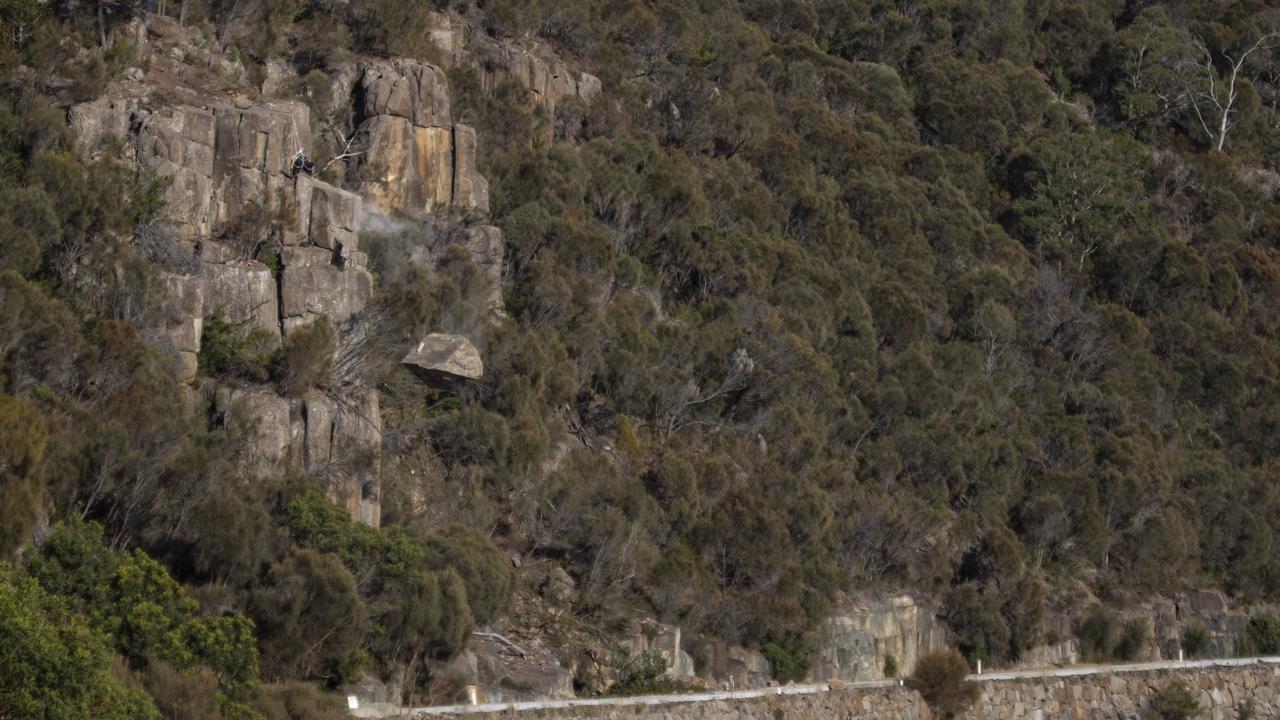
4,0,1280,714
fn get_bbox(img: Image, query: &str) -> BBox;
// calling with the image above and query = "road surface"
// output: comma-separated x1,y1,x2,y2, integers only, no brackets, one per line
351,655,1280,718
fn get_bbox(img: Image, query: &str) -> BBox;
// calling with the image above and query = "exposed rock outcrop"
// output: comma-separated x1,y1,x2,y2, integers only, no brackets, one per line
157,272,205,381
133,100,312,240
354,59,488,214
71,94,375,353
213,385,381,525
685,640,773,690
441,633,575,703
809,595,947,682
621,621,697,683
280,246,373,334
67,21,519,535
215,386,294,478
425,11,601,127
200,260,280,340
401,334,485,385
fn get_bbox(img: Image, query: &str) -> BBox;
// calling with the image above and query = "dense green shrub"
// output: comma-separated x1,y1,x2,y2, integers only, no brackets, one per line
907,649,979,720
1114,620,1152,662
1146,680,1201,720
1248,613,1280,655
0,569,160,720
607,653,676,697
1180,623,1210,659
198,311,278,382
28,519,260,700
275,317,334,396
1078,607,1117,662
762,637,811,684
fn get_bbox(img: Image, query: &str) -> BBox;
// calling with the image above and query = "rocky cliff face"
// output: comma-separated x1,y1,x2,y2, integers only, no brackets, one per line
422,11,600,142
72,95,373,349
71,89,387,523
65,13,511,531
354,59,489,214
809,595,948,682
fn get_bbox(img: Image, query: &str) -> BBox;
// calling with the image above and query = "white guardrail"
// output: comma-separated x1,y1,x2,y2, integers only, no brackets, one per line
351,656,1280,718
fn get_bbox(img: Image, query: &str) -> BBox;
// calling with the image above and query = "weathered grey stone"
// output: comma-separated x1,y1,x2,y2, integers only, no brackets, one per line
465,225,504,307
685,640,772,690
295,174,361,250
621,621,697,683
260,57,297,97
810,595,947,682
427,11,465,55
578,72,602,102
359,59,452,128
159,272,205,382
280,246,373,335
216,386,293,477
302,391,334,475
69,97,139,160
541,566,576,605
201,260,280,341
400,334,484,384
451,124,488,211
469,633,575,703
294,389,382,527
130,100,311,240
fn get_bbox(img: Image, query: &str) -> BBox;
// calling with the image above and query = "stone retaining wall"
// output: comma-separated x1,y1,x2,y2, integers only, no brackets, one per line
406,661,1280,720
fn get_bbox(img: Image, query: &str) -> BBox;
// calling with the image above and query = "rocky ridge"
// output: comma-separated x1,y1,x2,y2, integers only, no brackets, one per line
64,12,1278,711
68,16,501,529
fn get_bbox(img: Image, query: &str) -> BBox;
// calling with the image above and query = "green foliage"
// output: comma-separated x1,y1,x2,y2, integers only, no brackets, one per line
11,0,1280,706
907,649,979,719
883,654,898,679
1114,619,1152,662
943,582,1011,666
1076,608,1151,662
275,317,334,396
251,548,366,682
1078,607,1117,663
1247,613,1280,655
762,637,811,684
1181,623,1210,659
198,311,278,382
28,519,261,695
0,568,161,720
253,682,348,720
607,652,677,697
283,488,506,672
419,525,515,626
0,394,46,556
1146,680,1201,720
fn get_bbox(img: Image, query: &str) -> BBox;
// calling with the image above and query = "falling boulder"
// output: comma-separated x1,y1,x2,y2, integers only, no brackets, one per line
400,333,484,386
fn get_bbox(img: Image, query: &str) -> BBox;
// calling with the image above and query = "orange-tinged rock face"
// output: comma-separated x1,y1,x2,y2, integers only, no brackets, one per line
354,60,488,215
